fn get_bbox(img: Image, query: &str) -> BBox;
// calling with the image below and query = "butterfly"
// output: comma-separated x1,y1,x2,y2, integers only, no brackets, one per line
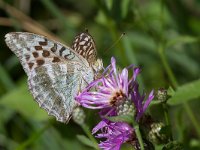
5,31,103,123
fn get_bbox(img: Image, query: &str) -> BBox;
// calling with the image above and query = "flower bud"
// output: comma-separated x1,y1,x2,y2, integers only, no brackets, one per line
116,99,136,117
72,107,86,125
157,88,168,103
148,122,168,144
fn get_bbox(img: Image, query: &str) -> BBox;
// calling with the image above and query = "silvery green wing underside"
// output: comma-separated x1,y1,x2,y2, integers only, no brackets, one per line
28,63,94,123
5,32,93,123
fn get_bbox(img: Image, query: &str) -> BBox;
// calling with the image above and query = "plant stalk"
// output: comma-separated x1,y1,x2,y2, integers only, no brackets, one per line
133,122,144,150
81,124,99,150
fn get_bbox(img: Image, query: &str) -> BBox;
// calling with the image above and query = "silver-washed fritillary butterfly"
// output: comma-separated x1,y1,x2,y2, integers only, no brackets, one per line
5,31,103,123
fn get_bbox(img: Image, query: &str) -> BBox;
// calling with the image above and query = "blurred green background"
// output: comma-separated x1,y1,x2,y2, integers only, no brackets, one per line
0,0,200,149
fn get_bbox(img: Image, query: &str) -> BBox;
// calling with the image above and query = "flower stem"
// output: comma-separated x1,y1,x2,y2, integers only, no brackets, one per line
80,124,99,150
162,103,169,124
183,102,200,139
158,45,200,139
162,103,173,141
158,45,178,88
133,122,144,150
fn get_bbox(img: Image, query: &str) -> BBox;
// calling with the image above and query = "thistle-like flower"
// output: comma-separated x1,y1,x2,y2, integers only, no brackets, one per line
131,83,154,120
92,119,134,150
75,57,154,150
76,57,154,119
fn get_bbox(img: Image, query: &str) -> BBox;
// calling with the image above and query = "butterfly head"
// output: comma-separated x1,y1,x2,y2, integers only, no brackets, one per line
92,58,103,73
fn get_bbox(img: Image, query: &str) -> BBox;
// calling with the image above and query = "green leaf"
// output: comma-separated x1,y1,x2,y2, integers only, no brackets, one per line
168,79,200,105
121,0,130,18
104,0,112,10
16,124,50,150
95,10,108,26
0,63,16,91
0,82,49,121
76,135,97,149
167,86,175,97
166,35,199,48
0,134,18,149
106,115,133,123
190,139,200,147
162,141,183,150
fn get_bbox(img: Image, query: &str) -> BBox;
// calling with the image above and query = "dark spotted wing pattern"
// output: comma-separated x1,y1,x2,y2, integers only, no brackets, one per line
72,32,97,65
5,32,89,76
5,32,94,123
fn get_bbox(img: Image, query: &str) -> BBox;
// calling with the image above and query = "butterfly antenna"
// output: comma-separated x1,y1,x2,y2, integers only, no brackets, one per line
103,32,125,55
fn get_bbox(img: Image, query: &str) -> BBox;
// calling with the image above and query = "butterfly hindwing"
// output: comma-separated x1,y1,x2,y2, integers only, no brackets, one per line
28,62,94,123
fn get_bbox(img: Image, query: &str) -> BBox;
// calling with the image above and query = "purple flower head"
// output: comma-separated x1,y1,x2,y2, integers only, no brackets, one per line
76,57,137,110
131,83,154,120
92,119,134,150
75,57,154,120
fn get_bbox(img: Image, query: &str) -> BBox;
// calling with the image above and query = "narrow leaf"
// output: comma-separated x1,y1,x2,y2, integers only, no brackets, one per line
76,135,97,149
166,35,198,48
106,115,133,123
0,82,49,121
168,79,200,105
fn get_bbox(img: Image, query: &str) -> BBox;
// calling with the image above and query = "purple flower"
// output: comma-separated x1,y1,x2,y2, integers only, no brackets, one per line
92,119,134,150
76,57,130,109
76,57,154,119
131,83,154,120
75,57,154,150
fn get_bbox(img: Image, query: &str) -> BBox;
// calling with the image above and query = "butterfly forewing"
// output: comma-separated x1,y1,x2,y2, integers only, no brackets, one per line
72,32,97,65
5,32,89,75
5,32,95,123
